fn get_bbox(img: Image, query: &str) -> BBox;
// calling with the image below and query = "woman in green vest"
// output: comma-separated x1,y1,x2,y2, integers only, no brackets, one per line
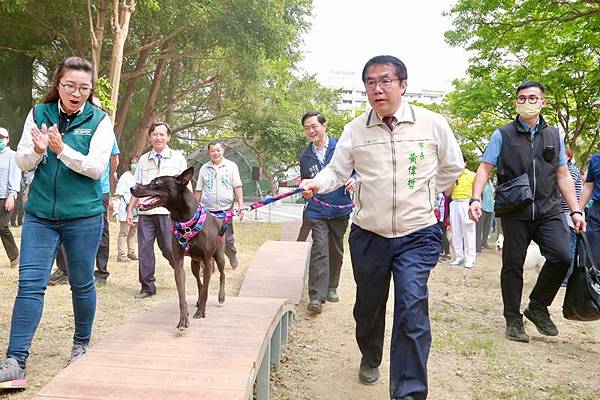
0,56,115,388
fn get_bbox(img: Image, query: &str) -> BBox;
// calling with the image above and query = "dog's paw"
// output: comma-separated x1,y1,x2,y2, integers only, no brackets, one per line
193,308,206,319
218,292,225,304
176,314,190,330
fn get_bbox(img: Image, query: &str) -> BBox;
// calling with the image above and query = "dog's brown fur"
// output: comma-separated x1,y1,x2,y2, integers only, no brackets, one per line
131,167,226,330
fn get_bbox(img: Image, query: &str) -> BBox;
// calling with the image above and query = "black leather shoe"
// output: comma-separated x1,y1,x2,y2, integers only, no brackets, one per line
95,277,107,286
524,304,558,336
505,318,529,342
135,291,154,299
307,299,322,313
358,362,379,385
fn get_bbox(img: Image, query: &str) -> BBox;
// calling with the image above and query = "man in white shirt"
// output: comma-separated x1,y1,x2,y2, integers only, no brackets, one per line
195,141,244,269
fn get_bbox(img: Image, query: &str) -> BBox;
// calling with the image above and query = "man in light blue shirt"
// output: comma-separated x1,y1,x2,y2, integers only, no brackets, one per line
469,80,584,344
482,120,567,167
0,127,21,267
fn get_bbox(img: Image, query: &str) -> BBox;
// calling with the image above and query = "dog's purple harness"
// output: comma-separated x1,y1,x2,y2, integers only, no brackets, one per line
173,206,235,256
173,204,209,256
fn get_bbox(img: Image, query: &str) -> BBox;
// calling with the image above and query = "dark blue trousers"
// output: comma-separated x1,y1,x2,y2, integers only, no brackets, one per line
349,223,441,400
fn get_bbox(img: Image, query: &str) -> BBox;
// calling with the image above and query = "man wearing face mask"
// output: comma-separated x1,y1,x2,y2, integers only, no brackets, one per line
468,81,585,343
0,127,21,267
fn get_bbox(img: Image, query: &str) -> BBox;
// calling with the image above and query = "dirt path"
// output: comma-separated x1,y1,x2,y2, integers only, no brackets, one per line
272,248,600,400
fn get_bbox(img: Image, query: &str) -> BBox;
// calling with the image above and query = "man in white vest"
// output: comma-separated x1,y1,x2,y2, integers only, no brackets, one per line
127,122,187,298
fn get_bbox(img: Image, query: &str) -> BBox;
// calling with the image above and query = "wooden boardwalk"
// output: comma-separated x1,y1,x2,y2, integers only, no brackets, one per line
238,241,311,304
33,219,312,400
34,296,293,400
279,219,310,242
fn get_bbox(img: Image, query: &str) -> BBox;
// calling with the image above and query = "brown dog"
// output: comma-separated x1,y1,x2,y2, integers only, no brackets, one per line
131,167,226,330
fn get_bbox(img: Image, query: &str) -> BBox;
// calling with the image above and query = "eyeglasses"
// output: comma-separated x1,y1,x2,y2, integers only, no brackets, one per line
365,78,400,91
303,124,322,132
516,95,543,104
59,82,92,96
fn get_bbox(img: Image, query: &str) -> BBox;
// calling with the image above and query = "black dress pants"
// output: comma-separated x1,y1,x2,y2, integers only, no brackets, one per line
500,214,571,321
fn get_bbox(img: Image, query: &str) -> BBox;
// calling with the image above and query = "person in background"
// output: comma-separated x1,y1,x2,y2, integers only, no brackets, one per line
436,192,451,262
299,111,354,314
0,56,114,388
469,80,584,343
476,175,495,251
0,127,21,267
579,152,599,230
561,147,583,284
9,172,27,228
93,140,119,285
116,156,139,262
447,156,477,268
127,122,187,299
194,141,245,269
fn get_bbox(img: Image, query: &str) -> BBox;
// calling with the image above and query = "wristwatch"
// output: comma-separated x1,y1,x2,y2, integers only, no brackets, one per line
469,197,481,206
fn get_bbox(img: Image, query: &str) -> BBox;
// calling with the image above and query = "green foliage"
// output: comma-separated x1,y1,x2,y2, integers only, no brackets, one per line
444,0,600,166
0,0,319,165
234,58,347,183
94,77,114,112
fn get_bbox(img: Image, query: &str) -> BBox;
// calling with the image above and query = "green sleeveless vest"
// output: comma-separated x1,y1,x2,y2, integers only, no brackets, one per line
25,101,106,220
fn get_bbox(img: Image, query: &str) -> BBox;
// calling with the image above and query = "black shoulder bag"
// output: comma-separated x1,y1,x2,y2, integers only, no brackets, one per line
562,232,600,321
494,133,541,217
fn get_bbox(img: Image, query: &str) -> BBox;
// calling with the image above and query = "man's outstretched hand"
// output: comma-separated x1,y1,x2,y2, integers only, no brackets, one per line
300,179,320,199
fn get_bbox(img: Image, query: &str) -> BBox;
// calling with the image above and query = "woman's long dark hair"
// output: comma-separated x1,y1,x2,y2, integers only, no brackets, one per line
42,56,95,104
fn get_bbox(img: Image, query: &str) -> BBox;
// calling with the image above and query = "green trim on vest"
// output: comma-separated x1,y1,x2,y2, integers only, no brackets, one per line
25,101,106,220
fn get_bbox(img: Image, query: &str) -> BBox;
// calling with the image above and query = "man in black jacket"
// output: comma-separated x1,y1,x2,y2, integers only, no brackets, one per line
299,112,355,314
468,81,585,342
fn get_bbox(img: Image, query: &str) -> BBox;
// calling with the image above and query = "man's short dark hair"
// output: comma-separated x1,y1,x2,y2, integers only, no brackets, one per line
301,112,326,126
207,140,224,151
148,121,171,135
516,80,545,95
361,55,408,83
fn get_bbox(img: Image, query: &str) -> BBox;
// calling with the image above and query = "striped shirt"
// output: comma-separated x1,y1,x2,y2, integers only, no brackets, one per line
561,160,582,214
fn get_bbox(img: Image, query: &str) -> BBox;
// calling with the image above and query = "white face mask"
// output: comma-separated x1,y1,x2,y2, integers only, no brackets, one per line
516,102,543,119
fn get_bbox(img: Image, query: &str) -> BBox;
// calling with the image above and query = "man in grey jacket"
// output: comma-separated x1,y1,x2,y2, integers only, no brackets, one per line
301,55,463,400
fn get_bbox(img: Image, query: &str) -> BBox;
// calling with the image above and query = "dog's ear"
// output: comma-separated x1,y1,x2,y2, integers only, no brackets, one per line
176,167,194,186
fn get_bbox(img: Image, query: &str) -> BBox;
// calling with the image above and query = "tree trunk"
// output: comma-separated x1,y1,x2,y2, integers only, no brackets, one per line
108,0,137,122
114,35,151,139
165,60,181,126
266,172,277,195
133,40,170,156
0,53,34,144
87,0,107,81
